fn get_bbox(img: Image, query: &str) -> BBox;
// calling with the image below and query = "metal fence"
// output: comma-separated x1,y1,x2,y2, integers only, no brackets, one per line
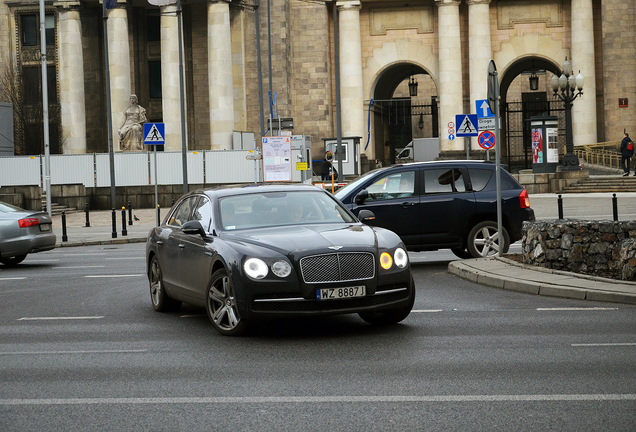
0,149,284,189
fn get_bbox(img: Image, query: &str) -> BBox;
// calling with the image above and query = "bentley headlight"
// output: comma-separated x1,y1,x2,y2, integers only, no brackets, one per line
244,258,268,279
380,252,393,270
394,248,408,268
271,260,292,278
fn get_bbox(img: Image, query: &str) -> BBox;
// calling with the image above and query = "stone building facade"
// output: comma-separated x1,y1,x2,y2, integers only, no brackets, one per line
0,0,632,171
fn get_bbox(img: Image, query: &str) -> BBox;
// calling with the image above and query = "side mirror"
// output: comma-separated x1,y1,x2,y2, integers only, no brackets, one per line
357,209,376,223
354,189,369,205
182,220,206,237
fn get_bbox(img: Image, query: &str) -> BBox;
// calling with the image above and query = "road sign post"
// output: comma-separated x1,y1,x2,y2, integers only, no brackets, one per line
144,123,165,226
487,60,503,257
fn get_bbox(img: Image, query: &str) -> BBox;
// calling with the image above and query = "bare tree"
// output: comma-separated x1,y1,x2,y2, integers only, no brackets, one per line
0,64,62,156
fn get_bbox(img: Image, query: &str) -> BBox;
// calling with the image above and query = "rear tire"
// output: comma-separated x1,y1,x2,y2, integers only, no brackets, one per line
467,221,510,258
359,278,415,326
148,256,181,312
0,255,27,266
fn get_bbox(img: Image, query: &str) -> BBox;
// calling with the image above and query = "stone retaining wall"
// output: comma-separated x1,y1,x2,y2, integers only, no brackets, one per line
522,220,636,281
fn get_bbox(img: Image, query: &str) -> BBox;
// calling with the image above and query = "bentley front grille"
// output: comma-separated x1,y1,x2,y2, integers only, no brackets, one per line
299,252,375,283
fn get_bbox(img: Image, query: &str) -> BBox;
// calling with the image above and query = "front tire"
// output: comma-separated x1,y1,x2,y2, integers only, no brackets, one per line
148,256,181,312
451,248,472,259
206,269,249,336
467,221,510,258
359,279,415,326
0,254,27,266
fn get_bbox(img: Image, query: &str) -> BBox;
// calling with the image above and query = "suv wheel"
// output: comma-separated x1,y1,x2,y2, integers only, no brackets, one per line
467,221,510,258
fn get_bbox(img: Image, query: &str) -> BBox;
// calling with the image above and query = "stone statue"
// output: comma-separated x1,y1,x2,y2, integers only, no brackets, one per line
118,94,147,151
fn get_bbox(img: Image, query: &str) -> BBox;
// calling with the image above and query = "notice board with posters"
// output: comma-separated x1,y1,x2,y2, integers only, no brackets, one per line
262,136,292,182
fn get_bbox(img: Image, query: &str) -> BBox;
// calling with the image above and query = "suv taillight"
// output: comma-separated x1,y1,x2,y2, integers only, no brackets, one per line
519,189,530,209
19,218,40,228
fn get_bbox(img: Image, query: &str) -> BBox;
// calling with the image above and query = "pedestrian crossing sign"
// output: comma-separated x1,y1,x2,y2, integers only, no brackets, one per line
455,114,479,137
144,123,165,145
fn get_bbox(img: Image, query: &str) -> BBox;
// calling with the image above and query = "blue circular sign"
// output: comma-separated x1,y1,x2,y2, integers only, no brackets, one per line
478,131,495,149
448,134,455,141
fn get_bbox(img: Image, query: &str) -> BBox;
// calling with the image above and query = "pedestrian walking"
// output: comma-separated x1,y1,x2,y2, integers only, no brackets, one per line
620,132,634,176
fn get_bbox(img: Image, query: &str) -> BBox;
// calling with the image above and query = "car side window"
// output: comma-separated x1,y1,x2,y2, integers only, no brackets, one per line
168,197,197,227
365,170,416,201
467,168,493,191
192,196,213,232
423,168,466,194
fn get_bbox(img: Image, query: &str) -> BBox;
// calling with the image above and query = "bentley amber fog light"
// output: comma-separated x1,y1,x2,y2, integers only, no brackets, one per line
380,252,393,270
244,258,268,279
271,260,292,278
394,248,408,268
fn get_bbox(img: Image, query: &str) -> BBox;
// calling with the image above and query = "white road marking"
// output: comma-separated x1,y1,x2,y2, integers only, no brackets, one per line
411,310,443,313
63,253,108,257
537,307,619,311
180,314,206,318
105,257,145,260
0,349,147,356
54,266,105,269
571,343,636,347
21,259,60,262
17,316,105,321
85,274,144,278
0,277,27,281
1,394,634,406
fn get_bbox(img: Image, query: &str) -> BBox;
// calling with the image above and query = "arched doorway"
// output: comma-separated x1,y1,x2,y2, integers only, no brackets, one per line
500,56,565,171
371,63,438,165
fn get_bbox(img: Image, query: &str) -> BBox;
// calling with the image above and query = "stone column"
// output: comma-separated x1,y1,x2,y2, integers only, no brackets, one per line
208,0,234,150
161,4,184,152
467,0,491,151
571,0,597,145
435,0,463,152
57,3,86,154
337,1,365,149
107,4,132,151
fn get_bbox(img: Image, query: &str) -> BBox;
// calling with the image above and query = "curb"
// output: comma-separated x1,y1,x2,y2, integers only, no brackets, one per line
448,257,636,306
55,237,147,248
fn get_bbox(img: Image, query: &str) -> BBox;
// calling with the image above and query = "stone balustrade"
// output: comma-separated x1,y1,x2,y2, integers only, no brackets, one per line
522,220,636,281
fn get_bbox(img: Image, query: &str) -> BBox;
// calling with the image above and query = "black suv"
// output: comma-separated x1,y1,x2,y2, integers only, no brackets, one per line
334,160,535,258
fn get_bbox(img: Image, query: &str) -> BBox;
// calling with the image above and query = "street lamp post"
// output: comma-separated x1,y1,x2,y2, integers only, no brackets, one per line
551,57,584,171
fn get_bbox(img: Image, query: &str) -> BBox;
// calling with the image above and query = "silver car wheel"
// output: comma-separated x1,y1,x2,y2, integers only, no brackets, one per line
467,221,510,258
206,269,247,336
149,258,162,308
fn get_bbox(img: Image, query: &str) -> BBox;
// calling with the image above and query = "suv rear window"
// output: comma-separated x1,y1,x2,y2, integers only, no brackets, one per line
467,168,493,191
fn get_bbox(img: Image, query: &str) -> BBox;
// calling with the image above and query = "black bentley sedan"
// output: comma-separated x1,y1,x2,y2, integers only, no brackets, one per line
146,184,415,336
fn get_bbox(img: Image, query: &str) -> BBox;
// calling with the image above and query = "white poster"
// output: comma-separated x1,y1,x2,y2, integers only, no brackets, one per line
262,136,292,182
546,127,559,163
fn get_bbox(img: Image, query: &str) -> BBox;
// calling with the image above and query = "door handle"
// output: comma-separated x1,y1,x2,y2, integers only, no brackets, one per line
401,202,416,207
157,240,163,247
179,244,185,249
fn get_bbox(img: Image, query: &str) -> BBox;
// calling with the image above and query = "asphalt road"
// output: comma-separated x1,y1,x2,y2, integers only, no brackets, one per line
1,243,635,431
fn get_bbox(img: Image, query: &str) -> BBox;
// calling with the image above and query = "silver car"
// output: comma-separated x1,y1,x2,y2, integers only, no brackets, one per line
0,201,56,266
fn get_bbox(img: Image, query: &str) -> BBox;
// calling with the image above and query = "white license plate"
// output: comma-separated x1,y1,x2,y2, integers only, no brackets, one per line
40,224,51,232
317,286,366,300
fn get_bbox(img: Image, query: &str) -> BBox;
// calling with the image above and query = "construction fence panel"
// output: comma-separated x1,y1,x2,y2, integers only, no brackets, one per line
95,152,150,187
204,150,256,184
0,155,41,187
50,154,95,187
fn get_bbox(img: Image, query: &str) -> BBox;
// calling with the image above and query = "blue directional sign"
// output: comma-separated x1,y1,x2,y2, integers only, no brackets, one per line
476,99,494,118
455,114,479,137
448,134,455,141
144,123,165,145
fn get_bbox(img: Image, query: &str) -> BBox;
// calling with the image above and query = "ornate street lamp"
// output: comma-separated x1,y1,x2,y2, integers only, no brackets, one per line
551,57,584,171
408,75,418,97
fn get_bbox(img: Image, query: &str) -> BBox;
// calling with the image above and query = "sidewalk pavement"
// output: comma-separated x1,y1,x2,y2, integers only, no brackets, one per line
50,207,636,306
449,257,636,306
51,208,160,247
